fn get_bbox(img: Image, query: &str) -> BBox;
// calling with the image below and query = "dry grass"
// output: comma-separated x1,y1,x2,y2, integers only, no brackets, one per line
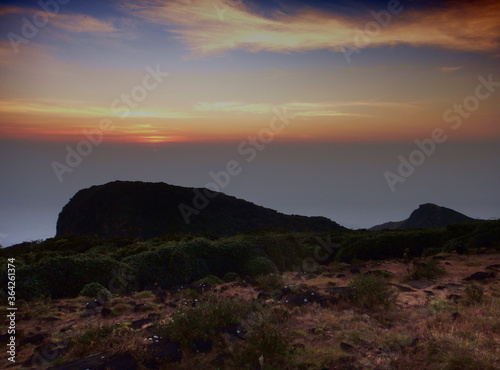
3,252,500,369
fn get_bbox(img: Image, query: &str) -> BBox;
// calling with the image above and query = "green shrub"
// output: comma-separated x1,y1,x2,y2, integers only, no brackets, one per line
16,255,134,300
243,256,278,277
254,274,284,292
223,272,240,282
349,274,396,309
160,295,258,348
197,275,224,285
232,306,291,368
79,282,111,299
405,259,446,281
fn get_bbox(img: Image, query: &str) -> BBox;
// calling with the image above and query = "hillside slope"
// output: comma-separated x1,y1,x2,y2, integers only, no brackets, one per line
371,203,477,230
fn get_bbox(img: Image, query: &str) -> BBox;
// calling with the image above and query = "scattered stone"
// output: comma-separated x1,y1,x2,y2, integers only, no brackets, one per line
340,342,354,352
465,271,496,281
405,279,435,290
446,283,464,288
388,283,416,292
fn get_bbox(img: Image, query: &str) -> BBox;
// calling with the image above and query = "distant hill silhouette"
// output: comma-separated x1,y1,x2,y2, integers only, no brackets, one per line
371,203,477,230
56,181,344,238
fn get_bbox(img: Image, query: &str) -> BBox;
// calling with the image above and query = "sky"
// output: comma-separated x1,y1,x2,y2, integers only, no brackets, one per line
0,0,499,246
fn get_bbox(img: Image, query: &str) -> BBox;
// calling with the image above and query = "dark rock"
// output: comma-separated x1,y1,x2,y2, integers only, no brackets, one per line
134,304,145,312
433,285,447,290
445,262,452,266
389,284,416,292
451,312,460,321
447,294,461,302
101,308,112,318
336,274,346,278
424,290,434,295
193,338,213,353
131,318,151,329
340,342,354,352
323,273,336,278
148,339,182,364
257,292,271,300
21,333,47,346
349,268,361,274
406,279,435,290
47,353,105,370
59,325,74,334
465,271,496,281
446,283,464,288
47,353,137,370
486,264,500,271
148,313,161,320
98,353,138,370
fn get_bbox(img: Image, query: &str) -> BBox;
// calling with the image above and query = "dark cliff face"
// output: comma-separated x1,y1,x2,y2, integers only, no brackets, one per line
371,203,476,230
56,181,344,238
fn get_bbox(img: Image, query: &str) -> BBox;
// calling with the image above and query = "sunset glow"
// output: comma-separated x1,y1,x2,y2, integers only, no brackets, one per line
0,0,499,143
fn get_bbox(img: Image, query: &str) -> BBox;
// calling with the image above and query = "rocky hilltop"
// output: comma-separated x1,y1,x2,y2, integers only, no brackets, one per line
371,203,477,230
56,181,344,238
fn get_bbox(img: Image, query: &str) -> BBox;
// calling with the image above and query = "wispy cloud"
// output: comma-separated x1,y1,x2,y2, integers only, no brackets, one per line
123,0,500,56
0,6,117,34
50,14,116,34
193,101,417,117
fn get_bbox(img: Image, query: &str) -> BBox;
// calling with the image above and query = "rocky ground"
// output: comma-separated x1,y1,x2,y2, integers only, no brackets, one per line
1,251,499,369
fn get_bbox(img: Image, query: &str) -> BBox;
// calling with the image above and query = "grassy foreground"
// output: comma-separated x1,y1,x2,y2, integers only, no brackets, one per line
1,251,499,369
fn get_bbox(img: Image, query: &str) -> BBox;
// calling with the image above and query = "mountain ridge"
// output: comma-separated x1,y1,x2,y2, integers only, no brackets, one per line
56,180,344,238
371,203,477,230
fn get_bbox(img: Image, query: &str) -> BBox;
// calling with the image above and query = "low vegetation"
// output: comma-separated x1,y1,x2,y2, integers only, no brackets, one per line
0,221,499,368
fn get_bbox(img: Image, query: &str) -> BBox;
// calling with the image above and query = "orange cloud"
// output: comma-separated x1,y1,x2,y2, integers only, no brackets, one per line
123,0,500,55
